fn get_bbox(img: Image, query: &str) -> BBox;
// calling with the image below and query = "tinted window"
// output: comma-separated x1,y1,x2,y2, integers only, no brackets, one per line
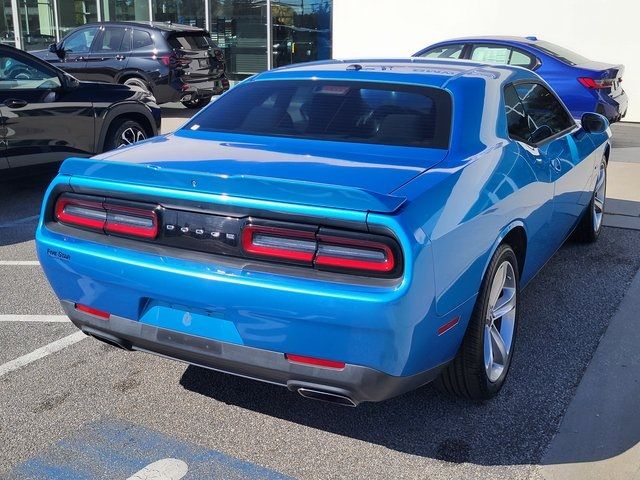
513,83,574,142
418,44,464,59
132,30,154,50
534,40,590,66
0,55,60,90
168,33,214,50
504,85,530,142
186,80,452,149
471,44,534,68
94,27,126,53
64,27,99,53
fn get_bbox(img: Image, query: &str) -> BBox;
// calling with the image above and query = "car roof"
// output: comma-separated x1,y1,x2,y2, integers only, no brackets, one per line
79,21,206,33
253,58,535,88
430,35,540,46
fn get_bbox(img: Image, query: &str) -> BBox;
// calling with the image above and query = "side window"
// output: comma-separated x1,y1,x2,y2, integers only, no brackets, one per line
418,44,465,59
63,27,99,54
504,85,530,142
514,82,575,142
0,55,61,90
93,27,126,53
471,45,535,69
132,30,154,51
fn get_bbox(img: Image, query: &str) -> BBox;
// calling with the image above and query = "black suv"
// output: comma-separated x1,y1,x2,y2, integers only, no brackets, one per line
32,21,229,109
0,45,160,176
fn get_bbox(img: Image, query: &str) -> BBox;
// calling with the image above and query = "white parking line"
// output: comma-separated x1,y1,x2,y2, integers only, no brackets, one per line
0,315,69,322
0,261,40,265
0,215,39,228
126,459,189,480
0,331,87,378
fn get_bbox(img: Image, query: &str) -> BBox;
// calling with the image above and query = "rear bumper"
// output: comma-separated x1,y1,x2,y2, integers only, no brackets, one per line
181,76,230,100
64,300,444,405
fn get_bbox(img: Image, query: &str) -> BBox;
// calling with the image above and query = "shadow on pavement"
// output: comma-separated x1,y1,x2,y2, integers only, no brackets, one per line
181,227,640,467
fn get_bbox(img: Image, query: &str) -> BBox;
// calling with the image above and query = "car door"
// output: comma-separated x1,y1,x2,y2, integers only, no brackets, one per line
83,25,129,83
0,49,94,169
52,26,99,78
513,81,592,245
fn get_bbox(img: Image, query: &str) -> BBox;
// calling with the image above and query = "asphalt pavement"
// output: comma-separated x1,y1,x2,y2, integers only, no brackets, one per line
1,113,639,480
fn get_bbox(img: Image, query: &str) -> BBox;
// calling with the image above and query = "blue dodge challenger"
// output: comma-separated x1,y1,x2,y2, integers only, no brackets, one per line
36,59,611,405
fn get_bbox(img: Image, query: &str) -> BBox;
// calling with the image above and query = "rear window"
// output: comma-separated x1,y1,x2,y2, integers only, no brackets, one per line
534,41,590,66
185,80,452,149
168,33,214,50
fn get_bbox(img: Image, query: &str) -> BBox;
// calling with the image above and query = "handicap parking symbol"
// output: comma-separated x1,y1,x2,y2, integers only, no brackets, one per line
8,418,295,479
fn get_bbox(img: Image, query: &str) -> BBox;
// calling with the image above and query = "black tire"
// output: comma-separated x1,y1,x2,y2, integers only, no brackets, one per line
181,97,211,109
573,156,607,243
123,77,151,94
434,244,520,400
103,119,148,152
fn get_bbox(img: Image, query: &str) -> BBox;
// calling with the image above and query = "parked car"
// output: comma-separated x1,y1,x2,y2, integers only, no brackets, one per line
36,58,610,404
0,45,160,176
414,36,628,123
31,21,230,109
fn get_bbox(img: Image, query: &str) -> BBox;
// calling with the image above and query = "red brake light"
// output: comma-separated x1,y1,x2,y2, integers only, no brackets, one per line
75,303,110,319
242,224,316,263
578,77,614,89
285,353,345,370
55,195,158,240
315,235,395,273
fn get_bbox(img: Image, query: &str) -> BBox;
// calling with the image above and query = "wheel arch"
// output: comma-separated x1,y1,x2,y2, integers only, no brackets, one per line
485,221,528,282
97,103,157,153
116,70,153,87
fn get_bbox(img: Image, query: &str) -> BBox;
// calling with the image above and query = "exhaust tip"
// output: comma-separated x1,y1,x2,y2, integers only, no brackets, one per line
297,388,357,407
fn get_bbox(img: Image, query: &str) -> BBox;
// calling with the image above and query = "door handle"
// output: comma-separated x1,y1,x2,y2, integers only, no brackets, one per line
115,54,126,60
4,99,27,108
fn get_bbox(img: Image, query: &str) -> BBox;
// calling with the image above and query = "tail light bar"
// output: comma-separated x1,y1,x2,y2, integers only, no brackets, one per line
55,194,158,240
241,222,401,277
578,77,616,89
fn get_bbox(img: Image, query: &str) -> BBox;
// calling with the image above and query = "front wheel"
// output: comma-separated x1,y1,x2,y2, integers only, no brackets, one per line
574,156,607,243
181,97,211,109
434,244,520,400
103,119,147,152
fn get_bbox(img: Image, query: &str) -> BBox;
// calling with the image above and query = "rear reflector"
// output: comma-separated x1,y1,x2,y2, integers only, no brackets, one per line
285,353,345,370
55,195,158,240
578,77,615,89
437,316,460,336
242,224,316,263
75,303,110,319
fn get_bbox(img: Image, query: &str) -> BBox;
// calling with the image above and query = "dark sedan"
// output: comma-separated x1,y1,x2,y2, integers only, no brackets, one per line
0,45,160,176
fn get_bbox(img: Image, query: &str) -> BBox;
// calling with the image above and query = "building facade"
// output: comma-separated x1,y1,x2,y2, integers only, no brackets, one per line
1,0,332,81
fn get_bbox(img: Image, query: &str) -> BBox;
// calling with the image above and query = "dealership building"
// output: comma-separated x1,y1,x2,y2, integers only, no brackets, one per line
1,0,637,120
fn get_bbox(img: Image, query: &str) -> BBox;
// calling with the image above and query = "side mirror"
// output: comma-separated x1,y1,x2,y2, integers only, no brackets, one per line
48,42,57,53
49,42,64,58
581,112,609,134
59,73,79,90
528,125,553,145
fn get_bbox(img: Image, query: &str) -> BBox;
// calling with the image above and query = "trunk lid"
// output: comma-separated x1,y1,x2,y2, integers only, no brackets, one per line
576,61,625,96
63,130,449,213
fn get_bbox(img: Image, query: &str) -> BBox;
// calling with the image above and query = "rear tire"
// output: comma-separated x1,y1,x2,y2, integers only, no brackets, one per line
103,119,147,152
123,77,151,94
574,155,607,243
434,244,520,400
181,97,211,109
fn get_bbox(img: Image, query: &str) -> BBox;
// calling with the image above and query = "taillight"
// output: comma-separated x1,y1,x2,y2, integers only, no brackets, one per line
241,224,316,263
241,222,401,277
578,77,615,89
214,49,224,61
55,194,158,240
316,234,395,273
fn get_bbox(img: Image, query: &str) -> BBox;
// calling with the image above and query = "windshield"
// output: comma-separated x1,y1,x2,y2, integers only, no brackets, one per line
185,80,452,149
534,41,590,66
168,33,214,50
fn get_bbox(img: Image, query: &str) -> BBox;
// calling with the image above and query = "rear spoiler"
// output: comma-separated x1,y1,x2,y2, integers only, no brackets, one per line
59,158,406,214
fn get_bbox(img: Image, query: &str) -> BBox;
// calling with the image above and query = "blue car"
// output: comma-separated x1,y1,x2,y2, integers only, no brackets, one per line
36,59,611,404
414,36,628,123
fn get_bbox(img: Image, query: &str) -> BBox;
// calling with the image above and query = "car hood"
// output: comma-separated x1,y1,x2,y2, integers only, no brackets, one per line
70,129,449,213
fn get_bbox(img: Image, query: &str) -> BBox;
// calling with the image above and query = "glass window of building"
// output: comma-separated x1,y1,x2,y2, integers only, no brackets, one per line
209,0,269,81
271,0,332,68
102,0,150,22
18,0,57,50
58,0,98,39
153,0,205,28
0,0,15,47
